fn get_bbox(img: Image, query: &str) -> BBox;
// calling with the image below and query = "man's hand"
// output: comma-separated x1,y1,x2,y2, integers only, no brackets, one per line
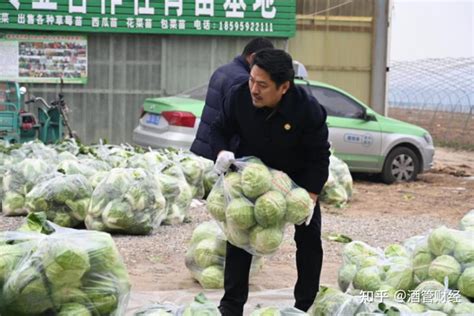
305,193,318,226
214,150,235,175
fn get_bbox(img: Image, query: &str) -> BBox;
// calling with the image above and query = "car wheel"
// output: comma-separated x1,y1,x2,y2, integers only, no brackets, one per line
382,147,420,184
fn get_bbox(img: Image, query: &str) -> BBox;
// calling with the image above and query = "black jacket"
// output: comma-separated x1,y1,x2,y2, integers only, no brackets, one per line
190,55,250,160
210,82,330,194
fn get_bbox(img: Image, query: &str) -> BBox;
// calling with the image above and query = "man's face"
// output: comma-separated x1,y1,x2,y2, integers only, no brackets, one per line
249,65,289,108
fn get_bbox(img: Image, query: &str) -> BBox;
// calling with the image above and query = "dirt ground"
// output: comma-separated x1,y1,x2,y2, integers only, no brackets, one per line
124,147,474,296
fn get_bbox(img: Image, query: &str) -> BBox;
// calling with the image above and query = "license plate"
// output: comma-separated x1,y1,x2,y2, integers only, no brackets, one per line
146,114,160,125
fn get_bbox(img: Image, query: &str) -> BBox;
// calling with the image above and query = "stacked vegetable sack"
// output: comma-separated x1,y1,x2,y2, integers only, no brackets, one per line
206,157,314,256
307,209,474,315
0,213,130,316
0,140,217,234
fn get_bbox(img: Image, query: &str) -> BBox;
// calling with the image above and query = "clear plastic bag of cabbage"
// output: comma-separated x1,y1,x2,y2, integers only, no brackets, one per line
24,173,93,227
93,142,137,168
2,158,53,216
53,138,81,155
9,140,59,163
459,209,474,232
179,293,220,316
320,155,353,208
174,153,212,199
205,157,313,256
307,286,370,316
85,168,167,235
155,160,193,225
0,221,130,316
338,241,416,294
57,158,111,179
185,221,264,289
406,227,474,298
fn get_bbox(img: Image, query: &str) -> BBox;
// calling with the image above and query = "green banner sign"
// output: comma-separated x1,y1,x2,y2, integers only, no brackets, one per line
0,0,296,37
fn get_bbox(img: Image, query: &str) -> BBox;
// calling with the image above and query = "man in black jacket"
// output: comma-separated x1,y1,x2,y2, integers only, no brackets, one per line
210,49,330,315
190,37,274,160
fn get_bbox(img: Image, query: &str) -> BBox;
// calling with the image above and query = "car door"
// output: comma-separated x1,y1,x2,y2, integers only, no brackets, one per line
304,85,383,172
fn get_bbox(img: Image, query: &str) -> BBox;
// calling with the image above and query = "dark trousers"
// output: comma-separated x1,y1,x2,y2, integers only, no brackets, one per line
219,203,323,316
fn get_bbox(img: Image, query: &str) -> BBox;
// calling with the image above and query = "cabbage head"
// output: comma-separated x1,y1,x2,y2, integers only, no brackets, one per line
459,209,474,231
285,188,312,225
270,170,292,195
101,200,134,230
249,226,283,255
241,163,272,199
43,241,90,287
428,255,461,288
359,256,380,268
224,223,249,248
254,191,286,228
320,183,348,208
310,286,370,316
453,234,474,265
409,280,445,310
182,293,220,316
457,266,474,298
413,251,434,283
179,157,204,185
194,239,222,269
384,244,409,258
2,191,25,215
0,243,28,286
338,263,357,292
199,265,224,289
86,232,123,272
353,266,382,291
428,226,459,256
342,241,380,266
206,188,226,222
383,260,413,291
226,198,256,230
190,221,223,245
224,172,243,198
83,278,119,315
2,267,53,314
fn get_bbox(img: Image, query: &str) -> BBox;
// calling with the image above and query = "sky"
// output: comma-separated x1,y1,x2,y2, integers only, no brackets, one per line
389,0,474,61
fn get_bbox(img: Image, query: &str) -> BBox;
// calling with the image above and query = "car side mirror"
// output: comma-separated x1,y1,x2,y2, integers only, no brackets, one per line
360,109,377,121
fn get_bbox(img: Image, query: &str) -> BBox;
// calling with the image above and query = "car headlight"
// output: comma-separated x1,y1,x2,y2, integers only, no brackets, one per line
423,132,433,145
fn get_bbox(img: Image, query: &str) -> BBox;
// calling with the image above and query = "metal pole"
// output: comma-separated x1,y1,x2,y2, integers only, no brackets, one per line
371,0,391,116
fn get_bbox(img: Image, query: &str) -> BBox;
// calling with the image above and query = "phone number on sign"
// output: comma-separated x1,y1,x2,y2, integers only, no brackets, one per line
218,21,273,32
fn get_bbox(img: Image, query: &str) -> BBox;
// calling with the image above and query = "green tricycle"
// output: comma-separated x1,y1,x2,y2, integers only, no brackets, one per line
0,81,75,144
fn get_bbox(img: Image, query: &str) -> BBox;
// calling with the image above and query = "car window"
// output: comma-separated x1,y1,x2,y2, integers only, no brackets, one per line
302,85,365,119
178,84,208,101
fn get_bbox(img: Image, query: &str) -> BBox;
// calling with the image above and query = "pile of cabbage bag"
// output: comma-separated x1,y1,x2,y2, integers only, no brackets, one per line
85,168,167,235
185,221,264,289
25,173,93,228
206,157,313,256
0,216,131,315
333,211,474,315
2,158,53,216
320,155,353,208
